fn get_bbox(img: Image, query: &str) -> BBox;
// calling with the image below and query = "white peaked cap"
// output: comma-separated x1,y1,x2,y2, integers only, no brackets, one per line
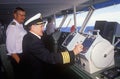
24,13,41,26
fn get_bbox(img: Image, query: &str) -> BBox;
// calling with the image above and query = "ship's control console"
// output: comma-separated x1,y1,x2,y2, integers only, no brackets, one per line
62,31,115,74
100,67,120,79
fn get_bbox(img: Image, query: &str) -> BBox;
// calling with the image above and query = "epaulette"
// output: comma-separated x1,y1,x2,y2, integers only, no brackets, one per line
61,51,70,64
10,22,16,25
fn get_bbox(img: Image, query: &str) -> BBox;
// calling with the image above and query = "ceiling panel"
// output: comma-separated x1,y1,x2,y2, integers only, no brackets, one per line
0,0,110,24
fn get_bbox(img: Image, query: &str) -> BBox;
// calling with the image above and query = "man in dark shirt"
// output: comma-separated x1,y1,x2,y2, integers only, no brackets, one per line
22,13,83,79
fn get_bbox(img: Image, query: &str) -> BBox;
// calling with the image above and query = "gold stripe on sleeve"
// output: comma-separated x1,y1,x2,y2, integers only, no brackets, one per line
61,51,70,64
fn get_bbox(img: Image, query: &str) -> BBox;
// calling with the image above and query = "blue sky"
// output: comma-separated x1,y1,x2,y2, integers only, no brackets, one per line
56,3,120,28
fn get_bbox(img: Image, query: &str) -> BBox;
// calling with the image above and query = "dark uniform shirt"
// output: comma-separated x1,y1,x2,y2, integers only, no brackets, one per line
22,32,75,79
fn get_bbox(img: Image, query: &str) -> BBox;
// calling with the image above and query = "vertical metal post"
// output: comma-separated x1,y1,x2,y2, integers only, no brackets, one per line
79,6,95,33
58,14,68,29
53,14,56,28
73,5,77,30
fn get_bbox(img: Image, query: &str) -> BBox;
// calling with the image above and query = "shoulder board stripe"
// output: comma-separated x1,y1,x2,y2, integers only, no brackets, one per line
10,22,16,25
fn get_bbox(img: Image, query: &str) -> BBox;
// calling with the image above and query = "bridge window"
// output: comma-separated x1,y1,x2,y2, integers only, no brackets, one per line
55,4,120,33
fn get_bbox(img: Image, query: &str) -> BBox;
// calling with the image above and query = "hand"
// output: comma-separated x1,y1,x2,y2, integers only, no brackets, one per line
11,54,20,63
73,44,83,55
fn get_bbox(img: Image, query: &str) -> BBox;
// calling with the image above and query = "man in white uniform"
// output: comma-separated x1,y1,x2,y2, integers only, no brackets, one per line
6,7,27,79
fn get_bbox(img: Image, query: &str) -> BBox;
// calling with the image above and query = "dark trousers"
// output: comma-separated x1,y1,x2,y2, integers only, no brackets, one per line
9,55,24,79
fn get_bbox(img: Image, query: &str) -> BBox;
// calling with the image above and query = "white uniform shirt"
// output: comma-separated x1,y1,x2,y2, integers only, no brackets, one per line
6,19,27,55
46,22,56,35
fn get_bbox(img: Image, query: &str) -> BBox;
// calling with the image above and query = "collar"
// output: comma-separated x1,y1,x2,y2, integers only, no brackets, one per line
30,31,41,39
13,19,22,26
